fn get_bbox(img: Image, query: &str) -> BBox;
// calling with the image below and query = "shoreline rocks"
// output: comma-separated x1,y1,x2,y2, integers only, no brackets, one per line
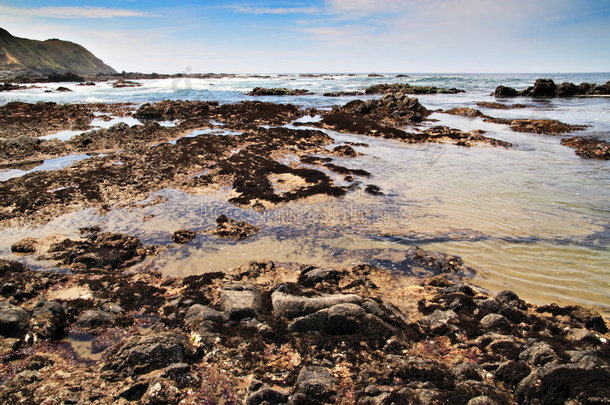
247,87,312,96
494,78,610,98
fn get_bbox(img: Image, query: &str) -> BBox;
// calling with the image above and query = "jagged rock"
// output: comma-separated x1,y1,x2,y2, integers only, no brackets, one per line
75,309,114,328
103,332,191,375
30,300,66,338
271,290,362,319
171,229,196,244
480,313,511,333
220,283,263,320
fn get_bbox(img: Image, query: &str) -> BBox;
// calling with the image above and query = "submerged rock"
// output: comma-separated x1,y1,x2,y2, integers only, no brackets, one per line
171,229,196,244
212,215,259,240
561,136,609,160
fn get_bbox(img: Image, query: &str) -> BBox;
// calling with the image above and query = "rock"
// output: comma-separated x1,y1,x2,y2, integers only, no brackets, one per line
515,362,610,404
443,107,487,118
519,341,558,366
184,304,226,328
494,361,531,388
331,144,357,157
556,82,578,97
494,290,522,307
480,313,511,333
364,83,464,95
213,215,259,239
171,229,196,244
113,79,142,88
467,396,497,405
48,232,146,270
452,362,485,381
420,309,458,328
247,386,289,405
140,379,183,405
47,72,84,82
566,328,601,344
477,299,500,315
56,86,72,92
76,309,114,328
0,301,30,337
247,87,311,96
163,363,201,389
561,136,609,160
219,283,263,320
271,290,362,319
25,355,54,371
298,266,339,287
293,366,337,402
10,237,37,253
104,332,191,375
528,78,557,97
493,86,519,97
327,303,366,334
30,300,66,338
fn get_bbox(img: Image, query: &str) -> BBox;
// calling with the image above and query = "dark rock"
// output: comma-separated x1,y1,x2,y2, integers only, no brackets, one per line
331,144,357,157
494,361,531,388
452,362,485,381
364,83,464,95
298,267,339,287
11,237,37,253
31,300,66,338
480,313,511,333
103,332,191,375
364,185,383,195
493,86,519,98
25,355,54,371
477,299,500,315
213,215,259,239
247,386,289,405
247,87,311,96
75,309,114,328
292,366,337,402
515,363,610,404
0,301,30,337
220,283,263,320
495,290,522,307
47,72,84,82
556,82,578,97
112,79,141,88
528,78,557,98
171,229,196,244
120,383,149,401
519,341,558,366
56,86,72,92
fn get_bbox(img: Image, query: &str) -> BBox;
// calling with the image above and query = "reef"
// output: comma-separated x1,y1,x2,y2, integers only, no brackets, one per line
247,88,312,96
364,83,465,95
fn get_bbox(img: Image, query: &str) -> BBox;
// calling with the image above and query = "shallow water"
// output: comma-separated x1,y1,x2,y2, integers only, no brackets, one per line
0,154,92,181
1,73,609,314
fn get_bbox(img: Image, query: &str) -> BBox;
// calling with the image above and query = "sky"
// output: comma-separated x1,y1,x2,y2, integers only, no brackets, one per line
1,0,610,73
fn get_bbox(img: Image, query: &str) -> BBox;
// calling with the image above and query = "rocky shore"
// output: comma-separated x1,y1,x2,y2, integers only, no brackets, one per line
1,238,608,404
1,84,609,404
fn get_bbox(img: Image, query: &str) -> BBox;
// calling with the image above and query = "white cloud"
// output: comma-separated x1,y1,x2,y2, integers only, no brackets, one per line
0,5,155,19
231,6,322,15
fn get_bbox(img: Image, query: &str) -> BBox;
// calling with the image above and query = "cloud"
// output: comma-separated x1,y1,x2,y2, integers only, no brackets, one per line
0,5,155,19
231,5,322,15
325,0,415,16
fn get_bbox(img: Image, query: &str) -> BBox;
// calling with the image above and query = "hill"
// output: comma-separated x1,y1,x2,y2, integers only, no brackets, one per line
0,28,116,76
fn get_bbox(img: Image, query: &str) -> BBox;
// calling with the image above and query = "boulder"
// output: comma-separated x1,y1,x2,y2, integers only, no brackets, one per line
103,332,191,375
220,283,263,320
0,301,30,337
494,86,519,98
10,238,37,253
529,78,557,97
556,82,578,97
519,341,558,366
293,366,337,402
271,290,362,319
184,304,226,328
76,309,114,328
298,266,339,287
420,309,458,328
480,313,511,333
30,300,66,338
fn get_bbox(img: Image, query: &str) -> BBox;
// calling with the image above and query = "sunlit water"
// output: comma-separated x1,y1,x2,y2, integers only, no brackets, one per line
1,73,609,314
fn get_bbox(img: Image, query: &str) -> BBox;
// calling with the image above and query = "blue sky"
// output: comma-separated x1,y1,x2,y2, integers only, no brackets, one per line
1,0,609,73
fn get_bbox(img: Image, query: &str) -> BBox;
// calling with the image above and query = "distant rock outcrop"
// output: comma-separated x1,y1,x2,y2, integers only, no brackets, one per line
494,78,610,98
0,27,116,77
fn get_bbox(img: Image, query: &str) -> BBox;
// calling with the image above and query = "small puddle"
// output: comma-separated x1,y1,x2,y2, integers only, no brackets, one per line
0,154,93,182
